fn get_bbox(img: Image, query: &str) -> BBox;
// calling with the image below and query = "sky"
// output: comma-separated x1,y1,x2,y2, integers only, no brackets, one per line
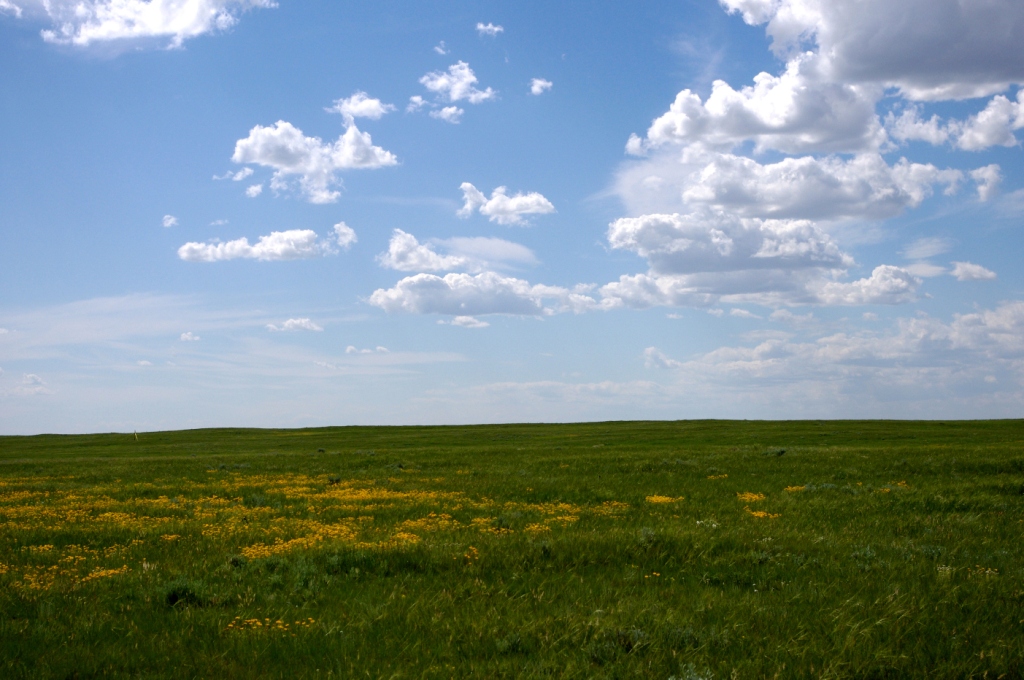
1,0,1023,434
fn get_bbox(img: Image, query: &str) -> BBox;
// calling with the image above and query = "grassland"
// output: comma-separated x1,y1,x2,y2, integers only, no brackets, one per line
0,420,1022,678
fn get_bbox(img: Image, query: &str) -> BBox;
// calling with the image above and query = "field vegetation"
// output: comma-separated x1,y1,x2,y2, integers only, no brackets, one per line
0,420,1022,678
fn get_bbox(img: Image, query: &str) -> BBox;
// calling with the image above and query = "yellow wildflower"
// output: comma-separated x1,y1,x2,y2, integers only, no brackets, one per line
646,495,684,504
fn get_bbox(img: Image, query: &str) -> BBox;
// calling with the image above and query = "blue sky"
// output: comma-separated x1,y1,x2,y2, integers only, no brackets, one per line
1,0,1022,434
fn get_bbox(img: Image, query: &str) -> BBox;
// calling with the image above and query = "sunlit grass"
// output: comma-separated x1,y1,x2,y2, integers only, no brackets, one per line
1,420,1022,677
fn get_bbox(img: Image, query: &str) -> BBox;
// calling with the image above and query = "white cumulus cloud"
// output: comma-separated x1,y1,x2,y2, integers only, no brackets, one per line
457,182,555,225
475,22,503,37
970,164,1002,202
447,316,490,329
178,229,325,262
407,95,426,112
245,183,263,197
267,318,323,332
162,214,178,228
530,78,553,96
950,262,997,282
616,147,965,221
599,210,920,308
607,211,851,276
430,106,464,124
180,331,200,341
886,93,1024,151
38,0,276,48
377,230,468,272
328,91,395,125
369,271,586,317
433,40,448,55
719,0,1024,101
628,53,884,155
419,61,496,104
886,106,952,145
955,92,1024,150
231,120,397,203
332,222,357,250
815,265,920,305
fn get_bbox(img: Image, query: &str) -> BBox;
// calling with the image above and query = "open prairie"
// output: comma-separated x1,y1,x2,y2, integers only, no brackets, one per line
1,420,1022,678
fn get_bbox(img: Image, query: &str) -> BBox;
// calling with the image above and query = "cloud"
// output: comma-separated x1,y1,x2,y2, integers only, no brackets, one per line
476,22,503,37
901,236,954,260
437,236,539,270
616,147,965,221
904,262,946,278
332,222,357,250
419,61,496,104
643,347,683,369
377,230,468,272
719,0,1024,101
900,237,954,278
430,106,464,124
213,167,254,181
457,182,555,225
628,53,884,155
377,231,537,273
599,264,919,309
665,301,1024,410
956,93,1024,150
231,120,397,204
815,265,920,305
886,93,1024,151
136,360,152,366
266,318,323,332
434,40,448,55
245,184,263,197
369,271,586,317
970,164,1002,202
345,345,389,354
730,308,762,319
11,373,51,396
529,78,553,96
407,96,426,112
599,273,717,309
328,91,395,125
178,229,327,262
38,0,276,48
445,316,490,329
162,215,178,228
0,328,8,335
886,106,951,145
604,210,905,307
210,219,229,226
0,1,22,18
950,261,997,281
180,332,200,341
607,211,851,277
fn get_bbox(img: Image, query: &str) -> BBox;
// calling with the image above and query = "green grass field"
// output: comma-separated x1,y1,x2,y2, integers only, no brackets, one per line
1,420,1022,678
